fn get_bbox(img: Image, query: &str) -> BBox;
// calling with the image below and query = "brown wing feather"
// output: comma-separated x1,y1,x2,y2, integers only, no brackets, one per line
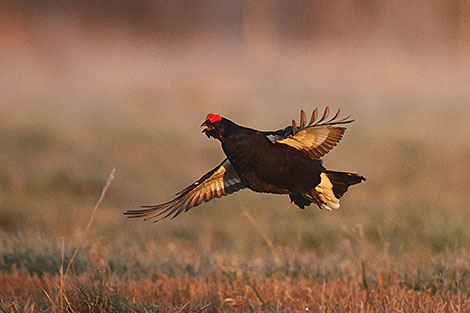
123,159,245,222
275,107,354,159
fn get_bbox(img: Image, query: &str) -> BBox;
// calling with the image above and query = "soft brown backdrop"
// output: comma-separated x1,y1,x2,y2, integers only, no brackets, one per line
1,1,470,312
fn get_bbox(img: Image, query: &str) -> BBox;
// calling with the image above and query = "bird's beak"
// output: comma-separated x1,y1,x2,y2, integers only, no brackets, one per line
201,120,214,130
201,120,214,136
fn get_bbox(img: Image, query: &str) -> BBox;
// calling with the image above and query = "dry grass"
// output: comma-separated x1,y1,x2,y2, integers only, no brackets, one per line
1,248,470,312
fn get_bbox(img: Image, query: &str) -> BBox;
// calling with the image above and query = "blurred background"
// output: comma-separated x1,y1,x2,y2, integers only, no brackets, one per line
1,0,470,275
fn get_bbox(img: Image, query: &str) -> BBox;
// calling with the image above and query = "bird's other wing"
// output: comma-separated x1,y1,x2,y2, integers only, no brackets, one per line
264,107,354,159
123,159,245,222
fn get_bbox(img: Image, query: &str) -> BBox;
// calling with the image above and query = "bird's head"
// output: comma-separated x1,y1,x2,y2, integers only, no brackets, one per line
201,113,226,139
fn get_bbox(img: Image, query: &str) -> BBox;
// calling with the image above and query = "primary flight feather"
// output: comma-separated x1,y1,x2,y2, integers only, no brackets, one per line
124,107,365,222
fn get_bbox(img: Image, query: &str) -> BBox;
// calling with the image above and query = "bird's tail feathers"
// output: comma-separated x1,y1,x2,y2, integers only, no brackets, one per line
308,170,365,211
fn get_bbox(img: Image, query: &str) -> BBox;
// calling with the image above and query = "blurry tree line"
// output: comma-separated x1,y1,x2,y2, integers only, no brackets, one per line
2,0,470,53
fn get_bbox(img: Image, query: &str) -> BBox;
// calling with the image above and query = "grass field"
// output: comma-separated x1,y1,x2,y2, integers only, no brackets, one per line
1,23,470,311
2,99,470,312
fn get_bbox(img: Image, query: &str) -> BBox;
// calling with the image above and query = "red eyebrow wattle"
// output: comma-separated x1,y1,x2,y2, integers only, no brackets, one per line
206,113,222,123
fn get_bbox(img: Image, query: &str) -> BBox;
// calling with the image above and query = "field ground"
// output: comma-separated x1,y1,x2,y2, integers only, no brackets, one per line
1,232,470,312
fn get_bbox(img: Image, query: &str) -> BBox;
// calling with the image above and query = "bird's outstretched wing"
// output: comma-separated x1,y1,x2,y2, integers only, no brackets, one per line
264,107,354,159
124,159,245,222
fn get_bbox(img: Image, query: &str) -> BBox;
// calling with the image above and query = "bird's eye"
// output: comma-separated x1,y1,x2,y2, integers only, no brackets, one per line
214,121,220,125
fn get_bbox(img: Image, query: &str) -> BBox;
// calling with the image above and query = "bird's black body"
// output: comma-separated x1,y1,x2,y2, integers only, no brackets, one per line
217,119,323,196
124,108,365,222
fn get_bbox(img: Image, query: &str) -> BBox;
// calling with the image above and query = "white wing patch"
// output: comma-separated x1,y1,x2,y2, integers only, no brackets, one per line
224,178,242,188
266,134,280,143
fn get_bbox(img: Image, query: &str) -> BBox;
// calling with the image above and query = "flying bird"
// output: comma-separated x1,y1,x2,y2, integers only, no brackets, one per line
124,107,365,222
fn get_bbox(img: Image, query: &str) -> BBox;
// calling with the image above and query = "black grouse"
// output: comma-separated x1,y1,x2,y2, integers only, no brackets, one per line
124,107,365,222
